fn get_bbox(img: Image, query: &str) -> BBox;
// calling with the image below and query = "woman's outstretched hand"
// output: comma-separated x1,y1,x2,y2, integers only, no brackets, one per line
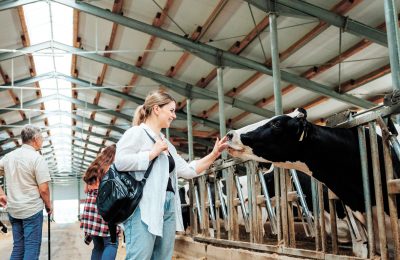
211,135,229,158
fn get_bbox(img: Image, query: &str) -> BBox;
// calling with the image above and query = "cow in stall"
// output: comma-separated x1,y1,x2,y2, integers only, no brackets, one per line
226,108,400,258
261,171,353,242
179,171,354,246
236,170,354,244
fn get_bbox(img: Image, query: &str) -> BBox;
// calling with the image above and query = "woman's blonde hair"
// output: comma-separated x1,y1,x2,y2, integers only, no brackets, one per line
133,90,176,126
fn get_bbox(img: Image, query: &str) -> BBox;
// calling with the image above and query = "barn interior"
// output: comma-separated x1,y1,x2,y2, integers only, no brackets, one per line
0,0,399,259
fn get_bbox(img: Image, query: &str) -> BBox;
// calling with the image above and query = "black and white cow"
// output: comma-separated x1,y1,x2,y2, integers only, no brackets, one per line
226,108,400,257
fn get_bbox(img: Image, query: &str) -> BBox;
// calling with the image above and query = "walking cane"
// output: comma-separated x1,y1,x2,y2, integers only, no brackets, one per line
48,213,51,260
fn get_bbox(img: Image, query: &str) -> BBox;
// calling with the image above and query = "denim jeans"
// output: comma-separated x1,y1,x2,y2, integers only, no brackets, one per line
124,191,176,260
8,210,44,260
91,236,119,260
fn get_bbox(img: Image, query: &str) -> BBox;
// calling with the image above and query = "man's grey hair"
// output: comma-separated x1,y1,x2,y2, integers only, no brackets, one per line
21,125,42,144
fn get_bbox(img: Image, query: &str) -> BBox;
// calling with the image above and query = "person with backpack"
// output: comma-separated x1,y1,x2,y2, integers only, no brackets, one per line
115,90,228,259
80,144,119,260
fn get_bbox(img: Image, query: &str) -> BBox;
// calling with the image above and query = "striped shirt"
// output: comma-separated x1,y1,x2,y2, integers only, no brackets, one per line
80,189,111,237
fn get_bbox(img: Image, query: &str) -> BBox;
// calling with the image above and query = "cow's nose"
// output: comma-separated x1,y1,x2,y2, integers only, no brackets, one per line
226,132,234,140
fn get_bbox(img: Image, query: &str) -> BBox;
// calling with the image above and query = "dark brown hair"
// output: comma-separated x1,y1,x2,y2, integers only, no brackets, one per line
83,144,116,185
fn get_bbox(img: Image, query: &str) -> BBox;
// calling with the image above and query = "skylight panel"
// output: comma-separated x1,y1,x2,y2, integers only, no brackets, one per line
29,51,53,75
54,50,72,76
23,2,51,44
51,3,73,45
23,1,82,177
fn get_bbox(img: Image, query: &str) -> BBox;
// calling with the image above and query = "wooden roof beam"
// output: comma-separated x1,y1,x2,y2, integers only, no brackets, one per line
291,64,391,112
201,0,362,121
71,8,80,139
176,9,269,111
83,0,124,158
227,12,393,129
101,0,174,148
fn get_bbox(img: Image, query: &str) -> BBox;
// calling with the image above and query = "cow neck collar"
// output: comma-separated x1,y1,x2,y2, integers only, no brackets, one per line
298,120,309,142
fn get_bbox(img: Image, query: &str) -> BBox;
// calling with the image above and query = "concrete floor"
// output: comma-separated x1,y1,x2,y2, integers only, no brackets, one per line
0,221,128,260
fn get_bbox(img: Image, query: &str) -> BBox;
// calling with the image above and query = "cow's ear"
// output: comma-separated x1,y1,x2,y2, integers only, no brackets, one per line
293,108,307,119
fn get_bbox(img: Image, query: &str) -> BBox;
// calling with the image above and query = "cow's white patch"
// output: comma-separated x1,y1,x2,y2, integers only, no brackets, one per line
228,146,312,175
228,147,271,163
273,161,312,175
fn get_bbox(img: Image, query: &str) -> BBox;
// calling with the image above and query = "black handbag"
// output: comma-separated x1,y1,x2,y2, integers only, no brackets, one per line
96,129,156,242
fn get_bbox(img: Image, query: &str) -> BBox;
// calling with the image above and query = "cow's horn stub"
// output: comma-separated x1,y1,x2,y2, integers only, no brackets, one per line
288,108,307,119
295,108,307,119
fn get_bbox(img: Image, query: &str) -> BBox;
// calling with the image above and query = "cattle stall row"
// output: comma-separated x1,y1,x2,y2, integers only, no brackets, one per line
180,115,400,260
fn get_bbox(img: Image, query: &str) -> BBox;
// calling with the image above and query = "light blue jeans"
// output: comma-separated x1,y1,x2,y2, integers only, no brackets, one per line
124,191,176,260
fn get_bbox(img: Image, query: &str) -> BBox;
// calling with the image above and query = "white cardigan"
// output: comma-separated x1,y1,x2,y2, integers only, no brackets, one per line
114,123,197,236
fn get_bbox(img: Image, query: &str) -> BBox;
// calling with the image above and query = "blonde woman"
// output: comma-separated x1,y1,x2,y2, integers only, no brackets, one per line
115,90,228,259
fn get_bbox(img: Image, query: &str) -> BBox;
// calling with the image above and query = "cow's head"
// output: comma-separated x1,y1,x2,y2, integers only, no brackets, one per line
226,108,309,165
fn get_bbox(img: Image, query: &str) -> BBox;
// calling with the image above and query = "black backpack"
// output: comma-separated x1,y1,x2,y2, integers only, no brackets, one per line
96,129,156,242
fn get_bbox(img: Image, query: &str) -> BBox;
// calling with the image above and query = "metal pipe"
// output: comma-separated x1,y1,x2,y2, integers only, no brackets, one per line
217,179,228,221
258,170,277,234
389,135,400,162
384,0,400,90
77,178,80,217
357,126,375,257
165,127,170,140
186,99,194,161
189,180,197,235
194,185,202,225
234,175,249,231
217,67,226,136
207,182,217,229
270,10,283,243
269,12,282,115
311,179,321,251
368,122,388,259
290,169,314,236
217,67,227,159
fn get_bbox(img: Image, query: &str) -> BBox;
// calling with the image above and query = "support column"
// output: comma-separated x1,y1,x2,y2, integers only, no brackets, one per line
270,11,285,244
217,67,227,159
269,12,282,115
77,177,81,217
384,0,400,90
186,98,194,161
165,127,170,140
